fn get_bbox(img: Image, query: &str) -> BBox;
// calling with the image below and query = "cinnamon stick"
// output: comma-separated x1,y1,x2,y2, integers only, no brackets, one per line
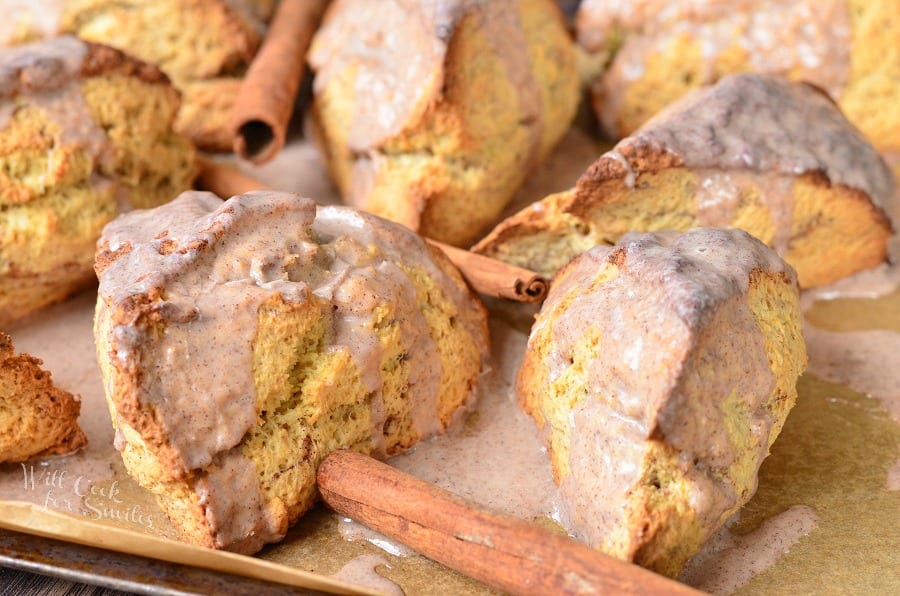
230,0,327,164
195,159,548,303
196,157,269,197
429,240,548,303
317,450,700,595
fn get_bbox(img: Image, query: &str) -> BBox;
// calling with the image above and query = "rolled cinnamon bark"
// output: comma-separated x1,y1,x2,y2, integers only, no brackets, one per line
230,0,328,164
195,159,549,303
195,157,266,197
428,240,548,303
317,450,700,595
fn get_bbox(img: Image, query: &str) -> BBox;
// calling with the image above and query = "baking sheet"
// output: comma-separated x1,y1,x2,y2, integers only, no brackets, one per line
0,528,326,595
2,130,899,594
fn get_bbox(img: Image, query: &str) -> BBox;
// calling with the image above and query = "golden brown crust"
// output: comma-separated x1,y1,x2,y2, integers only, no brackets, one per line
101,287,189,479
813,174,894,236
0,264,97,329
0,39,172,99
93,241,133,278
61,0,265,80
574,153,893,230
80,42,171,86
33,0,274,150
0,333,87,463
572,140,685,209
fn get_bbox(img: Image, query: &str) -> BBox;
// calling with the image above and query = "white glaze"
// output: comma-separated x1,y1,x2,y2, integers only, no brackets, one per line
580,0,852,137
96,190,488,551
330,554,404,596
680,505,819,594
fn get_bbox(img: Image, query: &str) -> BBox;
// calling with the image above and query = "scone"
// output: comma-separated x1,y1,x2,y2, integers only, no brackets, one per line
0,1,64,45
474,74,895,288
0,333,87,463
308,0,580,246
0,36,195,327
518,228,807,577
94,190,490,554
576,0,900,152
0,0,277,151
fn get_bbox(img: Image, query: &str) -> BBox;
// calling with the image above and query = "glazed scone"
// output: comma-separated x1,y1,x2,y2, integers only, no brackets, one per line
0,333,87,463
308,0,580,246
0,1,60,45
0,0,277,151
474,74,895,288
518,228,807,577
576,0,900,152
94,190,490,554
0,37,195,327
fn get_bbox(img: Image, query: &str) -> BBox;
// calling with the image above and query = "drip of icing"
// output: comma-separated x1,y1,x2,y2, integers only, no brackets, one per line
338,517,417,557
680,505,819,594
693,170,795,254
606,149,636,189
887,461,900,491
330,554,404,596
0,37,115,171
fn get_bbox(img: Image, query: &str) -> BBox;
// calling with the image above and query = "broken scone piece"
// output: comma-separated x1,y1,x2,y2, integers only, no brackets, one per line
474,74,895,288
94,190,489,554
518,228,807,577
0,333,87,463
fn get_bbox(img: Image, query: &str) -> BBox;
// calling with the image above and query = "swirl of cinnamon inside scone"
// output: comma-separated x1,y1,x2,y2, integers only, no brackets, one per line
0,36,195,327
474,74,895,288
518,227,807,577
308,0,580,246
94,190,489,554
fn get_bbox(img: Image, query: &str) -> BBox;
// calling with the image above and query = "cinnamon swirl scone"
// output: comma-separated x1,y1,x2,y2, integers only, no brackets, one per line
0,36,195,327
576,0,900,152
308,0,579,246
518,228,807,576
94,190,489,554
474,74,895,288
